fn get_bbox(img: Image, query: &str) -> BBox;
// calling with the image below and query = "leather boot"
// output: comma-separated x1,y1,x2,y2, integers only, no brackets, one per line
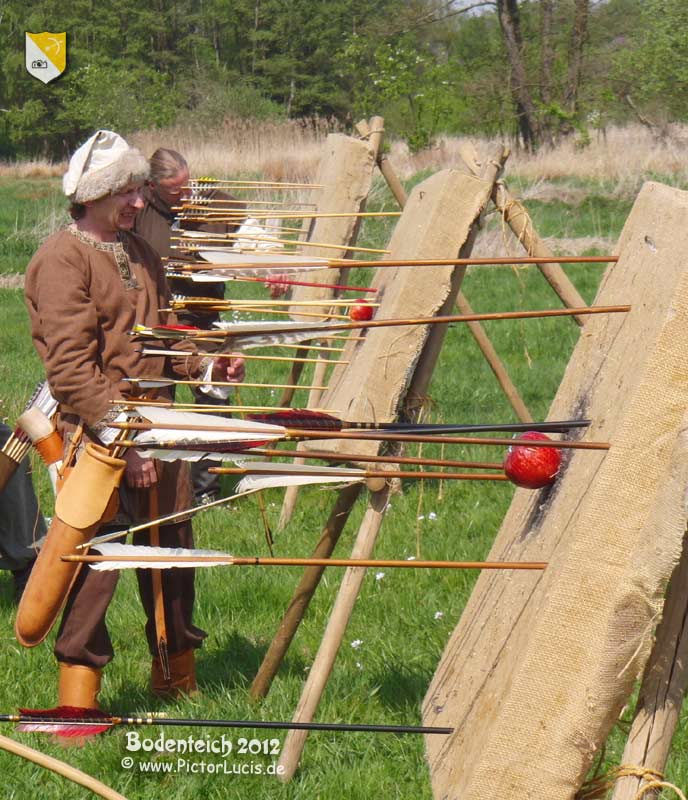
151,648,198,699
57,662,102,709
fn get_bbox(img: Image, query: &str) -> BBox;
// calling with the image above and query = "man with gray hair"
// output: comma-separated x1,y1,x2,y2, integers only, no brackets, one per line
135,148,245,503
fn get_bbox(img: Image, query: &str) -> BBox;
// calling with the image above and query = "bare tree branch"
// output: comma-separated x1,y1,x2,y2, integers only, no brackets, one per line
539,0,554,106
391,1,496,37
496,0,541,149
564,0,590,114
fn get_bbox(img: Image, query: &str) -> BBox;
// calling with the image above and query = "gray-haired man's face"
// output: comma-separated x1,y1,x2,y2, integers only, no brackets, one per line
155,168,190,206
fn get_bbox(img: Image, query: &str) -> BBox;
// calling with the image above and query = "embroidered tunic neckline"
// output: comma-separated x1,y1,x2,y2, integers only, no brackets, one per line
67,224,139,289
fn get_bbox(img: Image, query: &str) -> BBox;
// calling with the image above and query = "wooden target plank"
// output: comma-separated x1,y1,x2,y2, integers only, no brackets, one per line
301,168,494,460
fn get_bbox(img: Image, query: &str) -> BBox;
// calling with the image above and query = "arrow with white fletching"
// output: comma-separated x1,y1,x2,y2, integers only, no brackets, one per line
132,320,351,350
132,406,285,461
63,544,547,572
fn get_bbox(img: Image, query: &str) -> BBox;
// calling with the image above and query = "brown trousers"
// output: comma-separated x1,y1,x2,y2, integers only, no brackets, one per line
54,521,206,669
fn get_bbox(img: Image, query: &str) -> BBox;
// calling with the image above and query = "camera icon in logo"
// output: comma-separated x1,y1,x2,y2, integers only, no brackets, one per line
26,32,67,83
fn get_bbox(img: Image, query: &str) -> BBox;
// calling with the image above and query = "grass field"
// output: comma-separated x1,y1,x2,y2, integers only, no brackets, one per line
0,165,686,799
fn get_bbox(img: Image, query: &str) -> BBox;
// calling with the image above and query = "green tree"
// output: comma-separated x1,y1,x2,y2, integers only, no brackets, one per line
613,0,688,121
340,34,457,150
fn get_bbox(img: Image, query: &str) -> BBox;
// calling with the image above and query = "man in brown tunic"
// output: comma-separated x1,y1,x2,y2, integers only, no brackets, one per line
23,130,244,709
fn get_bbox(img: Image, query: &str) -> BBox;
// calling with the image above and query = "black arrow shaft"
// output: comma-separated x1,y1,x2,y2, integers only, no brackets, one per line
2,715,452,735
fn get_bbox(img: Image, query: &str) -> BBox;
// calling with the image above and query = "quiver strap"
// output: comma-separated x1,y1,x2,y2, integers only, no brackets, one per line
0,450,18,494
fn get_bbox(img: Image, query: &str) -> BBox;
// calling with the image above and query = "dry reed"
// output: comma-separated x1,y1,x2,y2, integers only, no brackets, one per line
1,121,686,190
129,117,328,183
390,124,688,187
0,160,64,178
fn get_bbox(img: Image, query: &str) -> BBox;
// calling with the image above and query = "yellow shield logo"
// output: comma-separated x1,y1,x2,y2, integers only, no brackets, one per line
25,32,67,84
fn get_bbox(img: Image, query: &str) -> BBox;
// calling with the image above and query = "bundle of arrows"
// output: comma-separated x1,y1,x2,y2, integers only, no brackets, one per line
0,382,57,493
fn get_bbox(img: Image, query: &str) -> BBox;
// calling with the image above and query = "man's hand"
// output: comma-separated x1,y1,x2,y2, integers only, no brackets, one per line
266,273,289,299
124,449,158,489
212,354,246,384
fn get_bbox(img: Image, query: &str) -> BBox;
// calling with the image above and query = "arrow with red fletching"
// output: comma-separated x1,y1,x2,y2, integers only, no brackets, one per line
6,709,453,738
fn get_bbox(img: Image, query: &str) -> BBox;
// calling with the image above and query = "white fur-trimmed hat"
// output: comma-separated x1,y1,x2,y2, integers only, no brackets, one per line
63,130,150,203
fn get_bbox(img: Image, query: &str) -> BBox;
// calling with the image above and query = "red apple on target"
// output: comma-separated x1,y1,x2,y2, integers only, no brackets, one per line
503,431,562,489
349,299,374,321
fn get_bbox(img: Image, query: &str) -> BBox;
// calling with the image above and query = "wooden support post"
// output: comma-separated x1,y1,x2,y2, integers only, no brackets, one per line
277,483,392,781
277,348,333,530
610,532,688,800
378,154,408,208
364,114,409,209
455,293,533,423
358,116,408,209
0,734,128,800
266,150,486,702
279,345,308,407
492,181,589,324
458,143,588,320
251,482,363,700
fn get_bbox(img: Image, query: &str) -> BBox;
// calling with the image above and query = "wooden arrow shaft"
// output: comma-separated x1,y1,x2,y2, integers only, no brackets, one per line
206,466,506,481
171,298,379,307
64,554,547,570
248,447,504,470
111,402,337,414
178,210,401,220
180,198,316,206
181,236,389,254
149,305,631,341
112,441,533,470
164,266,377,294
184,179,324,188
167,305,351,320
178,255,618,271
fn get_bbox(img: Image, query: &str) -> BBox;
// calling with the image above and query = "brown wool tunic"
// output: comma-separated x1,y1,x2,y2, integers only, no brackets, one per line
25,226,203,431
133,185,178,261
25,226,206,517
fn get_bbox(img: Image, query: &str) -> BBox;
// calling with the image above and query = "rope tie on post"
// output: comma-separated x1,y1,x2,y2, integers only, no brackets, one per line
576,765,686,800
